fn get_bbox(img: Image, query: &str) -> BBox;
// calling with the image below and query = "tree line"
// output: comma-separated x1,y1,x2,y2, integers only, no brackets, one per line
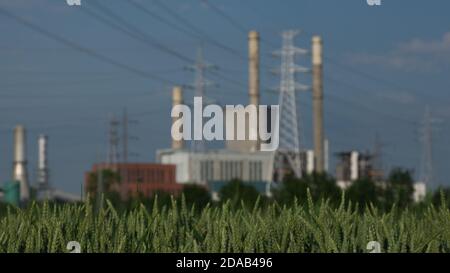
81,167,450,212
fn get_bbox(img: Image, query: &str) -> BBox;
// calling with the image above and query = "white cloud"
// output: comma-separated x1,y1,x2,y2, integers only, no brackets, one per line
398,32,450,55
347,32,450,72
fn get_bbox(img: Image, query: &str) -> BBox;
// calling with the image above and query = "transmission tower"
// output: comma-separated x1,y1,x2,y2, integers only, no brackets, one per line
36,134,52,200
372,133,386,181
107,114,120,167
123,108,128,163
273,30,310,182
122,107,139,163
419,106,435,188
186,46,217,153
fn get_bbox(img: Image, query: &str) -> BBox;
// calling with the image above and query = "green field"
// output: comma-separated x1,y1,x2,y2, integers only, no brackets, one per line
1,195,449,253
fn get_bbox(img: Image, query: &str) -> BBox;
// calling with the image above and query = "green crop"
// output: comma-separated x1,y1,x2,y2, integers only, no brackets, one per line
0,194,449,253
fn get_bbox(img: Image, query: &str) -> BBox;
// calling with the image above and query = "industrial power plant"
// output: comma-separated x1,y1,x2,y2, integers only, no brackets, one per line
0,0,448,257
81,30,426,203
0,28,428,206
0,1,435,207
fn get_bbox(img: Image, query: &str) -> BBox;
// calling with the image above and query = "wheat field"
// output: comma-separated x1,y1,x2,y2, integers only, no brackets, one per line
0,194,449,253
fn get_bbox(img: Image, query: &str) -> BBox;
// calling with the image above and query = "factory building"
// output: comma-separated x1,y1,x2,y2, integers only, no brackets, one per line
84,163,182,199
335,151,378,189
157,149,274,185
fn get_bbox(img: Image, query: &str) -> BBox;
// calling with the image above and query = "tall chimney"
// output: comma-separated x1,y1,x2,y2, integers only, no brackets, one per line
249,30,260,107
249,31,260,150
37,134,52,200
172,86,184,150
38,135,49,187
312,36,325,173
13,125,30,203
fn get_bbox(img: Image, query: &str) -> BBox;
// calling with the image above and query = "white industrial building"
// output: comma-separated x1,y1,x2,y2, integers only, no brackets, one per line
301,150,316,175
413,182,427,203
157,149,274,186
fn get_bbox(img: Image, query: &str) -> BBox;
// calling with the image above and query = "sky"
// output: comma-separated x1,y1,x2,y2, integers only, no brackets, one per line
0,0,449,195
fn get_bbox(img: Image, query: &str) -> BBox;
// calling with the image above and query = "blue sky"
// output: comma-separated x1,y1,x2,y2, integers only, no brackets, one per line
0,0,449,194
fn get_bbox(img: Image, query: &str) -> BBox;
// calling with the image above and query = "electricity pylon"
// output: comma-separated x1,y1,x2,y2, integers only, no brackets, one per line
186,46,217,153
273,30,310,182
419,106,437,188
107,114,120,167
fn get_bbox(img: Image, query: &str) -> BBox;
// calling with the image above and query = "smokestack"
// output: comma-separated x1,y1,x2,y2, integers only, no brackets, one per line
13,125,30,203
249,30,260,107
37,134,52,200
312,36,325,173
172,86,184,150
249,31,260,150
38,135,49,187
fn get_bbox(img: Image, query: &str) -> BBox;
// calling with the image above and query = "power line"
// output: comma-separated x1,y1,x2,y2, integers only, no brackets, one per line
85,1,251,93
324,75,418,126
325,56,419,95
0,6,176,85
151,0,246,60
209,70,246,89
128,0,273,92
0,106,167,134
201,0,278,50
297,29,429,100
127,0,202,40
201,0,248,35
266,30,421,115
86,1,194,64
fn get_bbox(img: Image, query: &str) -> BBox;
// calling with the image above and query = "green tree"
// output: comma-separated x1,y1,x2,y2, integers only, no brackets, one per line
181,184,211,209
275,173,340,206
274,173,308,205
304,172,341,205
431,187,450,208
219,179,262,208
346,178,380,211
147,191,173,210
86,169,121,202
385,168,414,208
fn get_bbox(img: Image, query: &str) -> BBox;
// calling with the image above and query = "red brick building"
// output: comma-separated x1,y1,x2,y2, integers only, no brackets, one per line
85,163,183,199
